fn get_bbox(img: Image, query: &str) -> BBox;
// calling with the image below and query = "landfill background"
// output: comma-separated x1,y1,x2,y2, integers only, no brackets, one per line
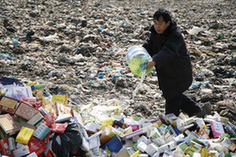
0,0,235,157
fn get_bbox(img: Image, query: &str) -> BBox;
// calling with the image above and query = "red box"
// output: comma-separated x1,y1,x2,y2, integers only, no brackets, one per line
22,97,42,109
0,139,13,157
28,137,45,156
51,123,68,133
44,113,55,127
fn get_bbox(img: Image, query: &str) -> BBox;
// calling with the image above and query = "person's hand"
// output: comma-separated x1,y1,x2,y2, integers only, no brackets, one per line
146,61,156,70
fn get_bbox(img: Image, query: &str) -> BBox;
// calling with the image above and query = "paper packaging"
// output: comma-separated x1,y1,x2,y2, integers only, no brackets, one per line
145,143,158,156
102,135,123,153
122,126,148,140
210,121,225,138
22,97,42,109
28,137,45,156
5,86,33,101
151,151,160,157
152,137,165,146
13,145,30,157
26,152,38,157
8,137,16,151
27,112,44,126
89,136,101,150
116,140,133,157
34,123,50,140
15,101,40,120
55,114,72,123
130,150,141,157
52,95,68,106
16,126,34,145
137,141,147,152
193,152,201,157
51,123,68,133
138,154,149,157
44,113,55,126
0,113,21,135
100,128,113,146
197,129,210,139
126,147,136,156
0,139,13,156
222,138,236,152
0,96,19,114
158,141,175,153
201,148,209,157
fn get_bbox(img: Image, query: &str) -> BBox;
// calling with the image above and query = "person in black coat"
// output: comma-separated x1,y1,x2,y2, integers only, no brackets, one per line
143,8,202,116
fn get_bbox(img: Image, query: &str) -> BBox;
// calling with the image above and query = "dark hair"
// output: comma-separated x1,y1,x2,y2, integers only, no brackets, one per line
153,8,172,23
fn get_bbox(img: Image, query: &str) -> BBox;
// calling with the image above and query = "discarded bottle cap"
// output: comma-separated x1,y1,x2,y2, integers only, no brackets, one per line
140,64,147,71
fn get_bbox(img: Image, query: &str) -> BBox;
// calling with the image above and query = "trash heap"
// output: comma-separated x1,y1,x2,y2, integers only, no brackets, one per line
0,0,235,122
0,77,235,157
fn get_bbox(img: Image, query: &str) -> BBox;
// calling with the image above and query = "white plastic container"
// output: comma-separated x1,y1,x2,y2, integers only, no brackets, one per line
126,46,153,77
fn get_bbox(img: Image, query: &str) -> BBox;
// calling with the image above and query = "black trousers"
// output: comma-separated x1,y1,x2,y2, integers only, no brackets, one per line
165,93,202,116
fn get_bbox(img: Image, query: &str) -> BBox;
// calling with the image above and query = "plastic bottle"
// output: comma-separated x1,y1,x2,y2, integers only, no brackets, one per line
126,46,153,77
30,84,45,91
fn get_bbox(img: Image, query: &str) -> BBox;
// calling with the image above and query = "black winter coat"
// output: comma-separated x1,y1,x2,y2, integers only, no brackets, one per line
143,21,193,98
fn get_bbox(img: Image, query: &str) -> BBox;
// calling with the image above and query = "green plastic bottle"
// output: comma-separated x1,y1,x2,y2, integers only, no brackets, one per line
31,84,45,91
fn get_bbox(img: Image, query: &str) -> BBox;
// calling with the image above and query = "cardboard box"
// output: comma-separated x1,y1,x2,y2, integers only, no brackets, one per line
197,129,210,140
44,113,55,126
130,150,141,157
15,101,40,120
122,127,148,140
102,135,123,153
0,139,13,157
0,113,21,135
16,126,34,145
100,128,113,146
5,86,32,101
116,140,133,157
126,147,136,156
13,145,30,157
145,143,158,156
34,123,50,140
27,112,44,126
22,97,42,109
210,121,225,138
51,123,68,133
28,137,45,156
52,95,68,106
0,96,19,114
26,152,38,157
137,141,147,152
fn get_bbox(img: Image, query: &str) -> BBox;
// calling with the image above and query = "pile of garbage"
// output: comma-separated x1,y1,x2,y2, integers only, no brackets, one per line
0,0,235,122
0,77,235,157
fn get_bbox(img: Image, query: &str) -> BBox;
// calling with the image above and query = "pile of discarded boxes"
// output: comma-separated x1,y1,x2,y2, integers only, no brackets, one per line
0,77,235,157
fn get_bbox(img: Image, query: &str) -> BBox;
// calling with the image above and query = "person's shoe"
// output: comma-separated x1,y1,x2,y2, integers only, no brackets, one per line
195,102,212,118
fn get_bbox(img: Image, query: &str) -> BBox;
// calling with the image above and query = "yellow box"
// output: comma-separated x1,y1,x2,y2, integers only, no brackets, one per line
52,95,68,106
130,150,141,157
201,148,209,157
16,126,34,145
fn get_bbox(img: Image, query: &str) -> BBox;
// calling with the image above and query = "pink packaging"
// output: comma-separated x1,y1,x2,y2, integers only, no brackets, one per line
210,121,225,138
127,124,140,131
